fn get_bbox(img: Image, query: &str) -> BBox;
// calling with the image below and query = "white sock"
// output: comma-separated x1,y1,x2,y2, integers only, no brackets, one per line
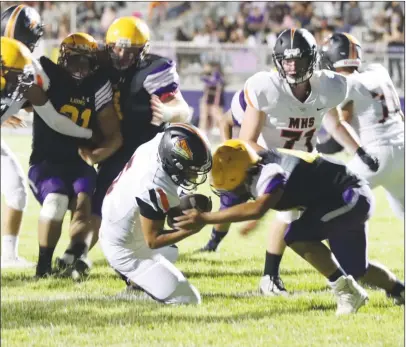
2,235,18,259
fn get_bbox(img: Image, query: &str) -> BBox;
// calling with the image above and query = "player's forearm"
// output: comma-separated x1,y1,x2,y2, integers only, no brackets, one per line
148,229,197,249
202,202,265,225
88,134,123,164
329,121,361,155
33,101,92,139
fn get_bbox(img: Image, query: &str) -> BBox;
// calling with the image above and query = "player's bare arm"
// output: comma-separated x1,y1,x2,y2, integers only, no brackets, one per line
323,107,379,171
174,189,284,231
322,106,360,155
139,211,203,249
219,109,234,141
239,103,267,152
79,103,123,165
340,100,354,124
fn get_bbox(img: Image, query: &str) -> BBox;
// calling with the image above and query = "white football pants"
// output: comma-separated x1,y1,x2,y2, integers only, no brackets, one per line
1,139,27,211
347,144,404,219
99,203,201,305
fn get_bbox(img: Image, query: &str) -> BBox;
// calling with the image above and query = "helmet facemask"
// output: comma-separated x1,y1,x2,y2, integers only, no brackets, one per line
108,41,150,70
273,48,317,85
160,153,212,191
58,44,98,82
1,60,34,101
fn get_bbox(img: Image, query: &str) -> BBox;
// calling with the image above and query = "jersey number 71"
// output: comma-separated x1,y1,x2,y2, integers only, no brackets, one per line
280,128,316,152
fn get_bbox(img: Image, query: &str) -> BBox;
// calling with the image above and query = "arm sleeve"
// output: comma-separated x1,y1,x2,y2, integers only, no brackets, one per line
136,197,166,220
137,186,180,218
143,60,180,99
33,101,92,139
254,163,287,197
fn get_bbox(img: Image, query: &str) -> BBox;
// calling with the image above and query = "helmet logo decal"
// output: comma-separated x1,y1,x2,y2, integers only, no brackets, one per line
284,48,300,58
173,138,193,160
116,37,131,48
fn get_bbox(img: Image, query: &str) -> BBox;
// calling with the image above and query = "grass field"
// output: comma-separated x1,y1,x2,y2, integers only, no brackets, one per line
1,134,404,347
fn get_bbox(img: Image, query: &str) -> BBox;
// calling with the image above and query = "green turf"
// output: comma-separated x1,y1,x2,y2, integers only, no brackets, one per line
1,134,404,347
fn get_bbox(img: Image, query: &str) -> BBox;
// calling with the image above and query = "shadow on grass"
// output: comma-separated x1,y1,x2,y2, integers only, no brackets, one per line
183,267,314,279
1,294,338,330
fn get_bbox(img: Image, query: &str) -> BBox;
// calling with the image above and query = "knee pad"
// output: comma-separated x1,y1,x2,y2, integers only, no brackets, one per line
40,193,69,221
4,186,28,211
276,210,302,223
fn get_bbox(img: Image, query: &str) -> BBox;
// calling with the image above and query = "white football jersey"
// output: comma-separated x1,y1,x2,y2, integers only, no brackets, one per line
102,133,181,243
1,55,50,124
339,64,404,147
243,70,347,152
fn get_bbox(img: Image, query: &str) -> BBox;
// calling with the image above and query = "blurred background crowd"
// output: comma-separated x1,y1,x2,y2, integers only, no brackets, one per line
2,1,403,46
1,1,404,131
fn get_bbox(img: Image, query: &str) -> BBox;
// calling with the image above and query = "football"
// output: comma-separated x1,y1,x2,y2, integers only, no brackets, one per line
167,193,212,228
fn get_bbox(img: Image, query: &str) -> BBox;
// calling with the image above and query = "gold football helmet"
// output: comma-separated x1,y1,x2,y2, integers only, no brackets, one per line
1,36,35,101
210,139,261,193
105,16,150,70
58,32,99,80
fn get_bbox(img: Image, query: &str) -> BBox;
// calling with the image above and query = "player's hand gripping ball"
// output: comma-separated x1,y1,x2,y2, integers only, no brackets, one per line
167,194,212,229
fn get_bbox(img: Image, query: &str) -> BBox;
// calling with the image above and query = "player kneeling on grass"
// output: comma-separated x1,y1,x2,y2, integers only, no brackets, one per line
174,140,405,314
100,123,212,304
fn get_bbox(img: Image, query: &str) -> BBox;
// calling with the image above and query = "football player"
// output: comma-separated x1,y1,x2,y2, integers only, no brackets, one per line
319,32,404,219
1,7,97,268
199,28,379,297
100,123,211,304
28,33,122,278
89,17,191,250
174,140,405,314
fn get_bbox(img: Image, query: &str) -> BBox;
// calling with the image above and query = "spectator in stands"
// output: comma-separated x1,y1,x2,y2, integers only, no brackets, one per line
42,2,59,38
148,1,168,25
344,1,363,27
216,16,234,43
100,5,117,35
246,5,266,36
385,1,405,87
292,2,313,28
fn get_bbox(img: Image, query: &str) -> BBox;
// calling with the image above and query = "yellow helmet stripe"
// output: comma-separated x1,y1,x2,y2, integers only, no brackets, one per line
4,5,26,39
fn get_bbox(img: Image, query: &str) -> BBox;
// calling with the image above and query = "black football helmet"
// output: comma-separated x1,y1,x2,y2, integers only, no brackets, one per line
1,5,44,52
319,32,362,71
158,123,212,190
272,28,318,85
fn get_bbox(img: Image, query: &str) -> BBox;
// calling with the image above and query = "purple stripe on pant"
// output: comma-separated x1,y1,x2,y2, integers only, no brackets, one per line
284,185,375,278
28,161,97,205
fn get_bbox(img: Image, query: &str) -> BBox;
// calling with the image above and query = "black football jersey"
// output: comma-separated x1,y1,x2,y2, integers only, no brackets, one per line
30,57,112,165
110,54,179,151
254,149,365,210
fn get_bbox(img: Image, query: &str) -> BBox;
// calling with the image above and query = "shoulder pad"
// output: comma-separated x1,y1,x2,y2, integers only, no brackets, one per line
244,71,278,111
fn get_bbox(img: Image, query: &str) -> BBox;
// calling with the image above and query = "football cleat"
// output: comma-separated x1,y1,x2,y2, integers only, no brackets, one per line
54,257,74,278
198,239,219,253
1,256,35,269
71,256,92,281
388,289,405,306
259,275,289,296
329,275,368,315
